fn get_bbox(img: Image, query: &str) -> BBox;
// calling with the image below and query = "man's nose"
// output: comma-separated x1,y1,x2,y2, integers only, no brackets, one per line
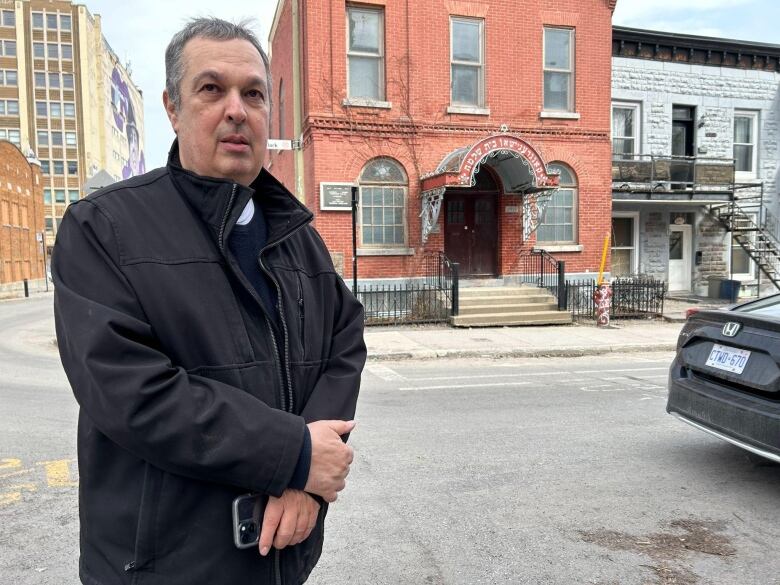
224,90,247,125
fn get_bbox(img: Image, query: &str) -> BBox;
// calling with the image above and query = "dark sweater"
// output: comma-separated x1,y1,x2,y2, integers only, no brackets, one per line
228,202,311,491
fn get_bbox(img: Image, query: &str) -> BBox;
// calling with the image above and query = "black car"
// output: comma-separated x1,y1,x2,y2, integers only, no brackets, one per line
667,293,780,463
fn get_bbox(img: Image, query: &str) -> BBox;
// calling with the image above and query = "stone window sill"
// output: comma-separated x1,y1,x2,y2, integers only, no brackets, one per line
539,111,581,120
343,98,392,109
447,105,491,116
357,247,414,256
534,244,583,253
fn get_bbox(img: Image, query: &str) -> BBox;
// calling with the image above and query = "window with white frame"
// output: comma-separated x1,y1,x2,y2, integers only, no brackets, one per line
47,43,58,59
611,214,638,276
543,27,574,112
450,17,484,107
1,40,16,57
537,162,577,243
61,44,72,60
612,102,640,158
34,71,46,87
0,70,17,86
46,14,57,30
63,73,74,89
60,14,71,31
65,132,76,146
51,102,62,117
0,128,21,146
346,6,384,101
37,130,48,146
64,102,75,117
49,72,60,88
32,12,43,29
0,99,19,116
33,42,44,59
359,157,407,247
1,10,14,27
734,110,758,179
35,101,47,117
68,190,79,203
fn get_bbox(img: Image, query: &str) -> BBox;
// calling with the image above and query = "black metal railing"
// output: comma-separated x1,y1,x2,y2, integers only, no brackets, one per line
356,252,460,325
423,251,460,316
612,154,735,192
565,276,667,320
519,250,567,310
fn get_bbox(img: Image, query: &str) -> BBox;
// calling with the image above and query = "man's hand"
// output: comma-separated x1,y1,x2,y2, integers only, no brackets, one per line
258,490,321,556
305,419,355,502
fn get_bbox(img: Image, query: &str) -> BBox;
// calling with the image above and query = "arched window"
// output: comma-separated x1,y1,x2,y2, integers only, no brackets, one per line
359,157,407,247
537,162,577,244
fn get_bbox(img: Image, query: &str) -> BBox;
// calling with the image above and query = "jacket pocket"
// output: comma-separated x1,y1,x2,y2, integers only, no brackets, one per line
296,271,306,359
125,463,163,578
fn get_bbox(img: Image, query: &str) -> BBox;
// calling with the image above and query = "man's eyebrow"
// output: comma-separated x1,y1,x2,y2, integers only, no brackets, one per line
190,70,268,92
191,70,222,88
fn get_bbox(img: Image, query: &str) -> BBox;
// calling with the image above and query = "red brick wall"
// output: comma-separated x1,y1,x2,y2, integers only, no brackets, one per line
267,0,297,200
0,141,46,284
270,0,614,280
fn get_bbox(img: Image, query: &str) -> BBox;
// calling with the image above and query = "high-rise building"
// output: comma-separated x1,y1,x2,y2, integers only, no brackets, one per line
0,0,144,245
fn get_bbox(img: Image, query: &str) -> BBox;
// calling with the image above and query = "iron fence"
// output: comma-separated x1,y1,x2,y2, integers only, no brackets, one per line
356,252,459,325
356,282,450,325
519,250,567,310
565,276,667,321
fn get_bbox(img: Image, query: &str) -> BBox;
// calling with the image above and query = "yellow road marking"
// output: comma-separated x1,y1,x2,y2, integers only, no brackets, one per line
37,459,78,487
0,483,37,507
0,458,22,470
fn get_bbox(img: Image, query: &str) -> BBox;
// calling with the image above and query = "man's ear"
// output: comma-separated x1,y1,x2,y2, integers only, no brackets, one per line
163,90,178,134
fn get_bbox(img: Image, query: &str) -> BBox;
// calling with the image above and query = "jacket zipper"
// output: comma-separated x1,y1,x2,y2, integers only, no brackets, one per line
296,272,305,355
258,223,307,414
217,184,286,413
219,184,309,585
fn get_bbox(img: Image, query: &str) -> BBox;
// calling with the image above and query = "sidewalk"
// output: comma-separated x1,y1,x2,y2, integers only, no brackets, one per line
364,295,733,361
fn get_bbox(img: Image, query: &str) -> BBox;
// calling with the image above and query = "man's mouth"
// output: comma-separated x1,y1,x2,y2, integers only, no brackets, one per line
221,135,249,145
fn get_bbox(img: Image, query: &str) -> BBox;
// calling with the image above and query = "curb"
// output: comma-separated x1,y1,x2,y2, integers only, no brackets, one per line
367,343,678,361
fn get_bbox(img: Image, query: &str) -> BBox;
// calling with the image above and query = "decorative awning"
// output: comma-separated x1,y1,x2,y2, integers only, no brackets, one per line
420,134,560,243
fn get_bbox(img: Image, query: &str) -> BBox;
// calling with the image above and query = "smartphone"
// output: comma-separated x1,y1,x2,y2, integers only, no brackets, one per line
232,493,267,549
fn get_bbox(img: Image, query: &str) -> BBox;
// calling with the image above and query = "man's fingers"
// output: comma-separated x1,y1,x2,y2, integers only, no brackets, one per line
258,497,283,556
325,419,356,436
273,506,298,550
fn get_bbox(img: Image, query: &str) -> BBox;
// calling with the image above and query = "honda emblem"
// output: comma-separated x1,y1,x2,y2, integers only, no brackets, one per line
722,322,741,337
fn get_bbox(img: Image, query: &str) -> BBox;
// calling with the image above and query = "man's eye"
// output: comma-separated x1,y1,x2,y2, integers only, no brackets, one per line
247,89,265,101
202,83,219,93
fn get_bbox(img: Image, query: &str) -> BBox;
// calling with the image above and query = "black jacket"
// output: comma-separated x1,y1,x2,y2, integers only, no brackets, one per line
53,144,366,585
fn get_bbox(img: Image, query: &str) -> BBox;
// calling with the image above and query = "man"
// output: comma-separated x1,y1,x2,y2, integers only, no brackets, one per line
53,18,365,585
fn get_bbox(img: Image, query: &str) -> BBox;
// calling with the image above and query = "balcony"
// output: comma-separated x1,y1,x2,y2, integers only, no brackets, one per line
612,154,737,202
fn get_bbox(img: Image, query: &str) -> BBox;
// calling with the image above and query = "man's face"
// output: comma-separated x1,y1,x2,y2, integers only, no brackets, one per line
164,37,269,187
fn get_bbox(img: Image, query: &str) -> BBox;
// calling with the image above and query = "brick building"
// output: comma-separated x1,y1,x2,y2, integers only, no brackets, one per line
611,27,780,296
0,0,144,247
0,139,45,293
268,0,616,285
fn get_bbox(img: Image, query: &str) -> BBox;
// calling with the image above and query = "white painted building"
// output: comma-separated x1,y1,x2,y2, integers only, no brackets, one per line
610,27,780,296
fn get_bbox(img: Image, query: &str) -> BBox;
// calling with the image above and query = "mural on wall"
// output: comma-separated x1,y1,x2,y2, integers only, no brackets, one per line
110,66,145,179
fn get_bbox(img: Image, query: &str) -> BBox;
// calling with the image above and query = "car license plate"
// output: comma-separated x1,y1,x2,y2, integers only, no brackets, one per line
705,343,751,374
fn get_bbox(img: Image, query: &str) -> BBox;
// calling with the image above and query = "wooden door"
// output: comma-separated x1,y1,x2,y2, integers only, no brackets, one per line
444,193,498,278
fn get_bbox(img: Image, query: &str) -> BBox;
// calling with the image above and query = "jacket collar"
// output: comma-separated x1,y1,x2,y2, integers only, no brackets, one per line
166,139,313,246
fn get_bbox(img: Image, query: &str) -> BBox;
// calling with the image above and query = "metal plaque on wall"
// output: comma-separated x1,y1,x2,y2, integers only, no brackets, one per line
320,183,354,211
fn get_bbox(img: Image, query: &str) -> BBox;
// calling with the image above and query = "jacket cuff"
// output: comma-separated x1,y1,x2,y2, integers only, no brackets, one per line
287,426,311,490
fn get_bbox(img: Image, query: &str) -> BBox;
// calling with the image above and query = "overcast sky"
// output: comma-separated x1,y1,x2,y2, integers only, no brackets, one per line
79,0,779,171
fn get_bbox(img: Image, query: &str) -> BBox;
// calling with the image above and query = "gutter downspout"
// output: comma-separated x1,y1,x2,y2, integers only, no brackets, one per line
292,0,305,204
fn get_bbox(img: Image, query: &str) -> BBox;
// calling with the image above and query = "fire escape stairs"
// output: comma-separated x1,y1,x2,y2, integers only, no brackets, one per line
708,202,780,290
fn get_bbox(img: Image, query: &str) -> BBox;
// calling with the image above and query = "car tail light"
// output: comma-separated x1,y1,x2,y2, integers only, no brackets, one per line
685,308,701,319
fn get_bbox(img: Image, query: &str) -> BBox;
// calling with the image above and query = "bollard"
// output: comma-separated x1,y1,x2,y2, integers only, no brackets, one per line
23,278,29,298
593,283,612,327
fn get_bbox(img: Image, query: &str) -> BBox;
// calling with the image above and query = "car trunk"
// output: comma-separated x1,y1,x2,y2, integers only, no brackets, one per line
678,310,780,398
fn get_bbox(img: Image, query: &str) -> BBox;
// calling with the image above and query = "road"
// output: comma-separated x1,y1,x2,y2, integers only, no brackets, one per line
1,294,779,584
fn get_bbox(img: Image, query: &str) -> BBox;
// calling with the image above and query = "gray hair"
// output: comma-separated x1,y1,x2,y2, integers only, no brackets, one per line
165,17,272,112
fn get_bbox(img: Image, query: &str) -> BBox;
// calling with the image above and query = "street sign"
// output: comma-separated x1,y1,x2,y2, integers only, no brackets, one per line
267,139,293,150
36,232,43,242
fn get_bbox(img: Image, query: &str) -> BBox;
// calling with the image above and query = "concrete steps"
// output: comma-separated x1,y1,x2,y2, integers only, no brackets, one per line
452,285,572,327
